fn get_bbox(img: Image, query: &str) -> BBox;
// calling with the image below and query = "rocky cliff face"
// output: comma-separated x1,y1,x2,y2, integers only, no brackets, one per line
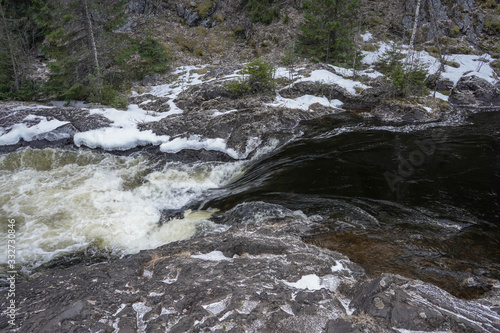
121,0,500,69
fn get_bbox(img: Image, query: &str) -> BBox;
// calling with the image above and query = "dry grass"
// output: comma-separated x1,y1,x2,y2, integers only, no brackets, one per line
146,251,169,269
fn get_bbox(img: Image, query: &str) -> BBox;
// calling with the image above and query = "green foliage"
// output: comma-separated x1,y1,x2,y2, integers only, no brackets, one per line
113,36,170,81
225,58,275,96
246,0,280,24
389,63,428,97
298,0,361,65
0,0,48,100
38,0,169,105
376,44,429,97
225,79,251,95
243,58,275,92
283,14,290,25
64,83,88,101
374,43,405,73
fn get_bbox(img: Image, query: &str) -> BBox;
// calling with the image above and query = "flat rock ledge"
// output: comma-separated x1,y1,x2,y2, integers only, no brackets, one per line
1,203,499,333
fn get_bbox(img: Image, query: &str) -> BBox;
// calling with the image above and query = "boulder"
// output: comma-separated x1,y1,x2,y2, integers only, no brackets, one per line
371,101,441,122
449,75,500,106
351,273,500,332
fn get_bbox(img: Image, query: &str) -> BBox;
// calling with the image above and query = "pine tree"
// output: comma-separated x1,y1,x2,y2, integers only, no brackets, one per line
246,0,280,24
298,0,360,65
0,0,47,99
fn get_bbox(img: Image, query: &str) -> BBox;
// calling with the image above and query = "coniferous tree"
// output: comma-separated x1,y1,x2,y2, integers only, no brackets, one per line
42,0,169,105
0,0,47,99
298,0,360,65
246,0,280,24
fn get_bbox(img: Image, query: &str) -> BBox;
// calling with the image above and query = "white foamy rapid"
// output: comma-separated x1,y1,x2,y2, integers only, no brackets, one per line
0,148,243,270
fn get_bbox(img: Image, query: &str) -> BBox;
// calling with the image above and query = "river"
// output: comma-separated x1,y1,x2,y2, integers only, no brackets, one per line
1,108,499,299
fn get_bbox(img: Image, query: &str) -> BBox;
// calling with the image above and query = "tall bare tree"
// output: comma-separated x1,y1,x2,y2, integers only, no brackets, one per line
405,0,422,67
83,0,102,101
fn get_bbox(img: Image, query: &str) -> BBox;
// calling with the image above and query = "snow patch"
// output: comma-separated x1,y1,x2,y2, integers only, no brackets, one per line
0,116,69,145
132,302,152,332
159,136,239,158
192,250,231,262
74,127,169,151
297,69,369,95
267,94,343,111
361,31,373,42
434,92,449,101
113,304,127,317
142,269,153,278
361,41,498,85
331,261,346,272
280,304,295,316
202,297,230,316
283,273,341,291
148,292,164,297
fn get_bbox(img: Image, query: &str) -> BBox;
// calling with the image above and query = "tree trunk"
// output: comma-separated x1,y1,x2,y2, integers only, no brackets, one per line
83,0,102,101
406,0,421,66
0,1,19,92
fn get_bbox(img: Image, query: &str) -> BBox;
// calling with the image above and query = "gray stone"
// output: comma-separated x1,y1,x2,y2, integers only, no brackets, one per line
326,319,362,333
142,73,162,86
449,75,500,106
351,273,500,332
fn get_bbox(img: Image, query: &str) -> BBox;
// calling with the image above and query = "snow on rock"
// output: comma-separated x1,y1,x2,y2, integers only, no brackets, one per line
191,251,232,262
297,69,369,95
361,31,373,42
159,136,239,159
267,94,343,111
132,302,152,332
434,92,449,101
361,41,498,85
437,53,497,85
74,127,169,151
0,115,69,145
202,297,230,316
283,273,340,291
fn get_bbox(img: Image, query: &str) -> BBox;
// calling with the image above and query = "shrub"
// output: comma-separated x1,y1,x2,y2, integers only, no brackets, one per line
225,58,275,96
374,43,405,73
389,63,428,97
225,79,251,96
243,58,275,92
376,44,429,97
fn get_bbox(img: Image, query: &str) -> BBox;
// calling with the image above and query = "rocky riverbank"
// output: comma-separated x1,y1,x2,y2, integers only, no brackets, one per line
1,61,499,157
1,202,499,332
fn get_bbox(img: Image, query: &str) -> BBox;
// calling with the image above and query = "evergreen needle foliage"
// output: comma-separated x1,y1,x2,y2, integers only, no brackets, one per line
246,0,280,24
376,44,429,97
225,58,275,96
298,0,361,65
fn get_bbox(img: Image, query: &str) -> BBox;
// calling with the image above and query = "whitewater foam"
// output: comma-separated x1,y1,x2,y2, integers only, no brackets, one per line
0,148,245,270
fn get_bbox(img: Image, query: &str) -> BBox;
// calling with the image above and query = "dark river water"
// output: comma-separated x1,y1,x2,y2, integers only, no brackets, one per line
204,109,500,299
